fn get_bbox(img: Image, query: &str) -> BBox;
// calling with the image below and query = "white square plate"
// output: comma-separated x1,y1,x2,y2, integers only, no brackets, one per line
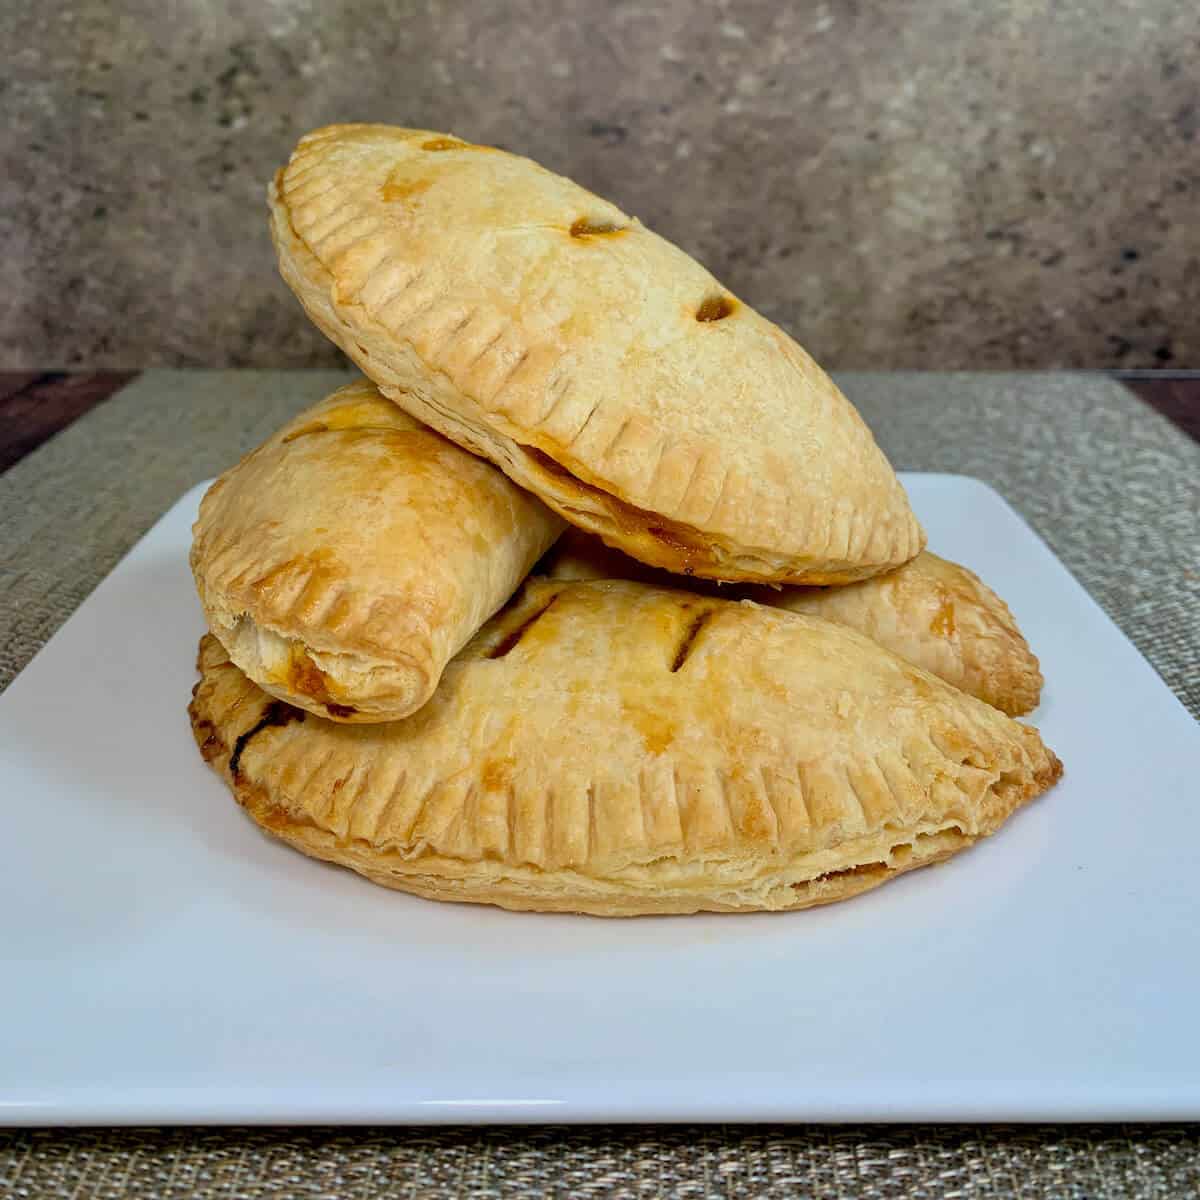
2,474,1198,1125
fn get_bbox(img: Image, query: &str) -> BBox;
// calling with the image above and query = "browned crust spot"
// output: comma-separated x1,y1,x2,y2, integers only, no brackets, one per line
380,177,433,202
287,645,334,704
929,596,957,637
190,715,223,764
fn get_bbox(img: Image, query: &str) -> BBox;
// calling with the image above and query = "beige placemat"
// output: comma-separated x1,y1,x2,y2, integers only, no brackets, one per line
1,370,1197,1196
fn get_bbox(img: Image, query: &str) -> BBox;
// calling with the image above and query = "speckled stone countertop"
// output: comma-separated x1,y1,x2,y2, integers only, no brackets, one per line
3,0,1198,369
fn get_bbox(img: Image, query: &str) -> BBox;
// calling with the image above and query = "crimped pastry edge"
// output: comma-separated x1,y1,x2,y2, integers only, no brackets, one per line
189,627,1062,917
267,137,926,584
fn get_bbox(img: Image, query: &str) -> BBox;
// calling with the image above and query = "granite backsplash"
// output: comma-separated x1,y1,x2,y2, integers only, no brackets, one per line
3,0,1196,369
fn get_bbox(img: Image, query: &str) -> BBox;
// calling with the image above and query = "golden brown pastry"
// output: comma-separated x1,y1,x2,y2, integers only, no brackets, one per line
268,124,924,585
190,379,563,722
540,532,1042,715
189,580,1061,916
766,552,1042,716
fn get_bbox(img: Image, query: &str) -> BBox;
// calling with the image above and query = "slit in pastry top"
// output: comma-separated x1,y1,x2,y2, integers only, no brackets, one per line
537,530,1043,715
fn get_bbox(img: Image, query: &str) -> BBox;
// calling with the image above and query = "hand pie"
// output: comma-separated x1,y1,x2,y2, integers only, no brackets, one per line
189,580,1061,916
763,550,1042,716
268,124,924,585
541,532,1042,715
190,379,563,722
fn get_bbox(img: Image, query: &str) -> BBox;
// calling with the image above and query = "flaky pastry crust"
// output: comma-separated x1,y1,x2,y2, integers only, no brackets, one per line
267,124,924,585
190,379,563,722
189,580,1061,916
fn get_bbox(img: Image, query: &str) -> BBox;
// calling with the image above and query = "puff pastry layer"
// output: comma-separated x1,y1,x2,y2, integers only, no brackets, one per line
189,580,1061,916
268,124,924,585
191,379,563,722
541,532,1042,715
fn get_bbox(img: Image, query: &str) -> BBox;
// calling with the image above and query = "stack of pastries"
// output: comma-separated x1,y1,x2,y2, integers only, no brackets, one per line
189,125,1061,916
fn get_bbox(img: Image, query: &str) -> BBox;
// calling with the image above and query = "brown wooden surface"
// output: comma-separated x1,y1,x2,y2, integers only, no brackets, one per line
1120,376,1200,444
0,371,1194,478
0,372,43,404
0,371,139,474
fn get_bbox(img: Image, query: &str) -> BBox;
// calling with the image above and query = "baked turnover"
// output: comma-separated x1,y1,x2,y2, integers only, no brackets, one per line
191,379,563,722
268,124,924,585
541,532,1042,715
190,579,1061,916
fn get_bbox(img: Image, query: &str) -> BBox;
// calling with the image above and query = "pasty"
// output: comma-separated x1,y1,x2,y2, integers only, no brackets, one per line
190,378,564,722
541,532,1042,715
189,579,1061,915
268,124,924,585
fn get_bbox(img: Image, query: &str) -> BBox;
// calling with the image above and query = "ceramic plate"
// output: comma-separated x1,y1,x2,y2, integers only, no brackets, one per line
2,475,1198,1124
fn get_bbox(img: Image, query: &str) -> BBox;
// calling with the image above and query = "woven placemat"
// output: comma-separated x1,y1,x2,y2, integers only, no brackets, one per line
2,1125,1199,1199
1,370,1197,1197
